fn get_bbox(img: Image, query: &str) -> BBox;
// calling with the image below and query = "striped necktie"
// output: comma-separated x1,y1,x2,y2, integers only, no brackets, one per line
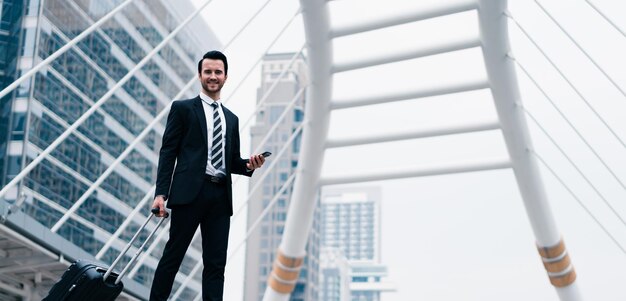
210,102,223,170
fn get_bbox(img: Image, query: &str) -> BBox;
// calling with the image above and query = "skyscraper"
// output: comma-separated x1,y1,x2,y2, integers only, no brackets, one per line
0,0,218,299
321,186,394,301
244,52,321,301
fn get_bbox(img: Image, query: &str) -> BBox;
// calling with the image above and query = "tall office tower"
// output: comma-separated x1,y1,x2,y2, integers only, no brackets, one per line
244,52,321,301
321,186,394,301
0,0,218,299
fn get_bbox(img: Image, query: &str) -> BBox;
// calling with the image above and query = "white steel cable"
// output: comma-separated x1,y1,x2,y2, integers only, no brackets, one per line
220,0,272,51
534,0,626,98
222,7,302,106
506,12,626,149
522,105,626,230
0,0,135,100
532,150,626,254
583,0,626,39
513,56,626,191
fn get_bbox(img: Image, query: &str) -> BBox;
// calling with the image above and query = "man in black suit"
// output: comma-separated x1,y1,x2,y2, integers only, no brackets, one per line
149,50,265,301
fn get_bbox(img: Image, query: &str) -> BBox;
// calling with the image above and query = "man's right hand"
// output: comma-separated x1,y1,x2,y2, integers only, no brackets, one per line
152,195,167,217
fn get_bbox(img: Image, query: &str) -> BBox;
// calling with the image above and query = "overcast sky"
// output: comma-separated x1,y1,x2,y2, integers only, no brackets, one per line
190,0,626,300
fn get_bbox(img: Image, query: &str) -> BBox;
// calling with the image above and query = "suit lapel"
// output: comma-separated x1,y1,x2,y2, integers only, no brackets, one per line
192,97,208,147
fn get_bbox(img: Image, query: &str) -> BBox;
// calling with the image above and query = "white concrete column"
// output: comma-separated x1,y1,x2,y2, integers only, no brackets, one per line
477,1,581,299
262,0,333,300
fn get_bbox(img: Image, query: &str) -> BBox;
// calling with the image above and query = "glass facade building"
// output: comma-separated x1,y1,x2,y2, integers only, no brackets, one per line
0,0,219,299
244,52,321,301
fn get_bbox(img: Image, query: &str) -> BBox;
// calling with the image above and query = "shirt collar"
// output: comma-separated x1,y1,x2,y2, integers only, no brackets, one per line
199,91,220,106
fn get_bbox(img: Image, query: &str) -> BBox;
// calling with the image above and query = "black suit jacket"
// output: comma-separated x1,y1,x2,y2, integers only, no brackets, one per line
155,96,252,215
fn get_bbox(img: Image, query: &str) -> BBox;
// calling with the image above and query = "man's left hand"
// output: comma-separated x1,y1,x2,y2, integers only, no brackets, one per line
246,154,265,170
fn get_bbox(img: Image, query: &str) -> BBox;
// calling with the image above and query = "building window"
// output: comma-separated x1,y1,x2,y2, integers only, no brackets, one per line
292,131,301,153
10,112,25,140
20,28,35,56
7,155,21,177
275,213,286,222
294,108,304,122
269,106,284,123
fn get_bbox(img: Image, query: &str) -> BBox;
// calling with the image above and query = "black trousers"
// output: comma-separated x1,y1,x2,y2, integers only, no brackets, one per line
149,178,230,301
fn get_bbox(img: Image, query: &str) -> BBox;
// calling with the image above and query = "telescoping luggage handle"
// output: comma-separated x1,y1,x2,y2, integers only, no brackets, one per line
103,208,169,284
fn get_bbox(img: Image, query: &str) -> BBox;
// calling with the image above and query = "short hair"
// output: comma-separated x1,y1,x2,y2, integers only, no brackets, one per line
197,50,228,75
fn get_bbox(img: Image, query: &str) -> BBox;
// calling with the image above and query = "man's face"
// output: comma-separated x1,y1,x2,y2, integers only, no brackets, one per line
198,59,227,95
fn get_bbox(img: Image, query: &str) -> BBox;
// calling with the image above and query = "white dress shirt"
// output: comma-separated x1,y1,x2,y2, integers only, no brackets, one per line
199,92,227,176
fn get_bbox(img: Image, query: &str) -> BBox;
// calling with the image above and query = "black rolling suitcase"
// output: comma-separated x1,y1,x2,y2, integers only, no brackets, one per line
42,260,123,301
43,209,168,301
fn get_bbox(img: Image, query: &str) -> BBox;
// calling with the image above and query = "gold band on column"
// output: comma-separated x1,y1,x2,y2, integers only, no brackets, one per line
267,250,304,294
549,269,577,287
273,261,299,281
268,274,298,294
276,250,304,268
538,240,565,258
537,239,576,287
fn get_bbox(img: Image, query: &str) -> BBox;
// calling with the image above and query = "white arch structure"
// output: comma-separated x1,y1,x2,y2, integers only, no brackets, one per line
3,0,625,299
263,0,580,300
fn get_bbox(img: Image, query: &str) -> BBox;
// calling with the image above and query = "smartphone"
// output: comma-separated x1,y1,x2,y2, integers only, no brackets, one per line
244,151,272,163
